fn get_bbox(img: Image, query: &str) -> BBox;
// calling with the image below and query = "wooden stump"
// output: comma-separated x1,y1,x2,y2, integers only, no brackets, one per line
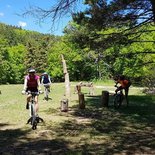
77,85,81,94
78,93,85,109
101,91,109,107
60,99,68,112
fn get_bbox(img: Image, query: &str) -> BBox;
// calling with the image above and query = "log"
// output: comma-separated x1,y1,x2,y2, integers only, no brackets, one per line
78,93,85,109
61,54,70,98
60,99,68,112
101,91,109,107
76,85,81,94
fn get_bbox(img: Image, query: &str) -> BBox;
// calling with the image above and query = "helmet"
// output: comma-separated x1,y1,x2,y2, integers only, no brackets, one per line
43,72,48,75
28,68,36,73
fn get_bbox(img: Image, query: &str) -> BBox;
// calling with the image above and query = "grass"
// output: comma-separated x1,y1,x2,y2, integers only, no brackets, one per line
0,82,155,154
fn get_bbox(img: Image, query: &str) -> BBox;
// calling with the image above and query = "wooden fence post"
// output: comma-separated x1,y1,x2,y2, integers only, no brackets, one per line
101,91,109,107
78,93,85,109
60,99,68,112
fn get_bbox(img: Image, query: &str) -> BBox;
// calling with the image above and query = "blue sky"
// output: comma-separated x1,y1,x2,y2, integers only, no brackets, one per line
0,0,79,36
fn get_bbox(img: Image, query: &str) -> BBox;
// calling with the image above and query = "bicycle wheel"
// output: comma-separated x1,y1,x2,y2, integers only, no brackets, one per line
30,103,35,116
30,103,37,129
114,94,122,108
32,119,37,130
44,87,49,100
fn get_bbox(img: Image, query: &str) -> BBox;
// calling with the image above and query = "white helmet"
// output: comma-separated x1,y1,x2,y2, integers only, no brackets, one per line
28,68,36,73
43,72,48,75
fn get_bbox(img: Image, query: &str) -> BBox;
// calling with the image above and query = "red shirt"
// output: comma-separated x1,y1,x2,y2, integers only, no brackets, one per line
26,75,39,88
118,79,129,88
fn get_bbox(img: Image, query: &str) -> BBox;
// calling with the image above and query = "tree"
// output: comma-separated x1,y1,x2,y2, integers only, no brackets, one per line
7,44,27,83
22,0,155,25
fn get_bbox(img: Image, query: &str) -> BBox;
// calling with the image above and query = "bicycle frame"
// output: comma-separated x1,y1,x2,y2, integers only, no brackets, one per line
114,85,124,108
26,91,38,129
43,84,50,100
26,92,44,129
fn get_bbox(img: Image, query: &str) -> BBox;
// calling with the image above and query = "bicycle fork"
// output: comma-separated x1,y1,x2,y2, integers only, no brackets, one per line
29,98,37,129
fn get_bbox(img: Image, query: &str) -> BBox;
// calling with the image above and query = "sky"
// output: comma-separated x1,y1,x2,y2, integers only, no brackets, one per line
0,0,77,36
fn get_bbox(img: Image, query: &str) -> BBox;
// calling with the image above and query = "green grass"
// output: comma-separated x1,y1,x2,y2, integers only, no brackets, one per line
0,82,155,154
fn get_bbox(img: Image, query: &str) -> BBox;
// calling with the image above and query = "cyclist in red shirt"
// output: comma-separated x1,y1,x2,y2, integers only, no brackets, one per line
114,75,131,106
22,68,42,113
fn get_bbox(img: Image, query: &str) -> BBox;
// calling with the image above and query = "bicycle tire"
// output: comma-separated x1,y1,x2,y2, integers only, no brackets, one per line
32,120,37,130
30,104,35,116
44,87,49,100
30,103,37,129
114,94,122,108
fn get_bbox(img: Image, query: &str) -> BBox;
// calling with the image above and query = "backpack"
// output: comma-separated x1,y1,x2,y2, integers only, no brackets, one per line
42,75,50,84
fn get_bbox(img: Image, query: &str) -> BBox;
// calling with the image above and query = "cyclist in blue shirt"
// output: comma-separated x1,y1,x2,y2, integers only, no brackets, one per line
41,72,52,93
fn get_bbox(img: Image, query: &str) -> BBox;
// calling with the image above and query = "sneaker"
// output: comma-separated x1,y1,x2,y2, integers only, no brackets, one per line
26,103,29,109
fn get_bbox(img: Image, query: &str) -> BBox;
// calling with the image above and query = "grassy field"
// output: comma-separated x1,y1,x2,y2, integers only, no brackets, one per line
0,82,155,155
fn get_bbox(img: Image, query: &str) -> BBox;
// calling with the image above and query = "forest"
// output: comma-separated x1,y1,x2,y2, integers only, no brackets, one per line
0,0,155,87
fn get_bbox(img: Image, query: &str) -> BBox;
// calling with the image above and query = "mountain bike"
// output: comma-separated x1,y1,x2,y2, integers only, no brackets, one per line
113,85,124,108
43,84,50,101
24,91,44,130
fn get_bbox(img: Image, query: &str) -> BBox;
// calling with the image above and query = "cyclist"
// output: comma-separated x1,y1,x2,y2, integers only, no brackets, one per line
114,75,131,106
41,72,52,93
22,68,42,114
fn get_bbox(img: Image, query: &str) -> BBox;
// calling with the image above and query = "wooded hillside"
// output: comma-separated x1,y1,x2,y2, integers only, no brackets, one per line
0,20,155,87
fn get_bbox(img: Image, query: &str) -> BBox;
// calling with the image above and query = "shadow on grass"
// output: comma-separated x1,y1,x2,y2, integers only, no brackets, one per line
1,94,155,154
0,128,29,152
65,93,155,154
0,123,10,128
0,125,73,154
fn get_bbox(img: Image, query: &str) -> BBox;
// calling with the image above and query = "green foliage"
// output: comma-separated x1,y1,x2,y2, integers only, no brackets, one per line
0,1,155,87
0,22,57,84
47,38,82,81
7,44,27,83
63,1,155,84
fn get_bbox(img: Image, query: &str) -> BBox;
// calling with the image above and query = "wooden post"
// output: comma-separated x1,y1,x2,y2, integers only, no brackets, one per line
78,93,85,109
101,91,109,107
89,82,94,95
77,85,81,94
60,99,68,112
61,54,70,98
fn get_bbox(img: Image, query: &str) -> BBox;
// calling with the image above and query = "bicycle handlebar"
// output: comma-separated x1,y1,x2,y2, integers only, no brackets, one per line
114,84,119,88
22,90,43,95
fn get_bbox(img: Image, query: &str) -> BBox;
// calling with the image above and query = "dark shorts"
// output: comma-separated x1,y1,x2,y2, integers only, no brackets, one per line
26,88,38,93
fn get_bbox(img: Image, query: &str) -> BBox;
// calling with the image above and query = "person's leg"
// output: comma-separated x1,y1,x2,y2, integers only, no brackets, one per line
124,87,129,106
26,94,31,109
48,83,50,92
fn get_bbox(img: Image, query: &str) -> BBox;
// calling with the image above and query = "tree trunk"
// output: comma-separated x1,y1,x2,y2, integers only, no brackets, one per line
61,54,70,98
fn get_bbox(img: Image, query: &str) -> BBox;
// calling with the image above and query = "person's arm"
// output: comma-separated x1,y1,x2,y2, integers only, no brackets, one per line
23,77,28,91
48,76,52,84
115,80,119,86
41,76,43,85
37,78,41,91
